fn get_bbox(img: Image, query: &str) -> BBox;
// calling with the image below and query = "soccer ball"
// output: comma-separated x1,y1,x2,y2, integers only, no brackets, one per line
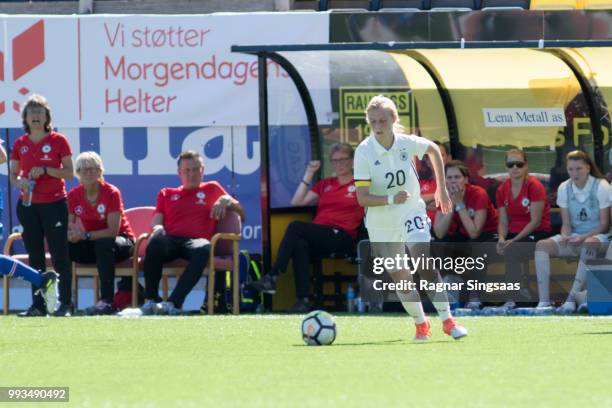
301,310,336,346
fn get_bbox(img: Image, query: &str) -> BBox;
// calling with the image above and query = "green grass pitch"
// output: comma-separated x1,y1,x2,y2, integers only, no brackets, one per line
2,314,611,407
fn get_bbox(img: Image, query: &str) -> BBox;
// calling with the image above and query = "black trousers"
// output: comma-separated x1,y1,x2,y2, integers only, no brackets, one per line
17,199,71,308
503,231,551,287
274,221,354,299
143,234,210,308
68,236,135,303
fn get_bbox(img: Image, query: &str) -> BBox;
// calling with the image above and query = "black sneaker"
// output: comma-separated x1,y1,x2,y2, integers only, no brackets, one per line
53,303,73,317
248,274,277,294
17,304,46,317
85,301,114,316
287,298,310,314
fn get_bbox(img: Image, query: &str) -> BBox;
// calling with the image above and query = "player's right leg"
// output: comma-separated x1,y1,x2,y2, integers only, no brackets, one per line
0,255,59,315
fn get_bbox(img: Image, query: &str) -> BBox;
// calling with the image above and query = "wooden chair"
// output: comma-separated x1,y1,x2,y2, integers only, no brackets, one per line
160,210,242,315
3,234,53,315
71,206,156,310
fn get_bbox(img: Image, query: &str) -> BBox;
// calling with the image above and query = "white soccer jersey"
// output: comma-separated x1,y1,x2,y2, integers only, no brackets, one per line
354,133,430,236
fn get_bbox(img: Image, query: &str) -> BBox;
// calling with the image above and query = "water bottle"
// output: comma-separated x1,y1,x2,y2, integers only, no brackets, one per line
356,296,366,313
346,284,355,313
22,180,36,207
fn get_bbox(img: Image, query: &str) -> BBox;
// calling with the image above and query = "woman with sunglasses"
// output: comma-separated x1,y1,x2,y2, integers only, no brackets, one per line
534,150,611,313
496,149,551,309
249,143,364,313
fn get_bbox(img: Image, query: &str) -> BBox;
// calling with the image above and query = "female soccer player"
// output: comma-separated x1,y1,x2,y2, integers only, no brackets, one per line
534,150,611,313
354,95,467,341
0,255,58,315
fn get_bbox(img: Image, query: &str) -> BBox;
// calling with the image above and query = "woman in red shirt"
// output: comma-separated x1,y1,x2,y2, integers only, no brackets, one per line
496,149,551,309
67,152,135,315
10,95,74,316
433,160,498,309
250,143,365,313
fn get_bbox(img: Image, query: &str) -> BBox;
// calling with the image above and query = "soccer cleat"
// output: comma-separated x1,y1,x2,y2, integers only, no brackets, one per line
53,303,73,317
556,301,577,314
39,271,59,315
443,317,468,340
414,319,431,341
17,304,46,317
85,300,115,316
154,301,182,316
248,274,277,294
536,301,552,309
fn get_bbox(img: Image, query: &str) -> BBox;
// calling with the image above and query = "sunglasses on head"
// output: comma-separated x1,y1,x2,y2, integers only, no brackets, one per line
506,161,526,169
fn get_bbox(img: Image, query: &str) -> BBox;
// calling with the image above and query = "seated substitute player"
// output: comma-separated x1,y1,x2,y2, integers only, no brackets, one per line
249,143,364,313
67,152,136,315
534,150,611,313
496,149,551,309
433,160,498,309
0,255,58,314
141,150,245,315
354,95,467,341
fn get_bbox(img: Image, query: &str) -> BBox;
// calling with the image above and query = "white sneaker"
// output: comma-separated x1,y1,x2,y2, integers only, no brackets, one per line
39,271,59,315
117,307,143,318
556,301,577,314
536,302,552,309
577,303,588,314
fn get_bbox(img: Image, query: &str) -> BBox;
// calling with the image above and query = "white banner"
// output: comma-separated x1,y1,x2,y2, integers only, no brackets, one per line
0,13,330,127
483,108,567,128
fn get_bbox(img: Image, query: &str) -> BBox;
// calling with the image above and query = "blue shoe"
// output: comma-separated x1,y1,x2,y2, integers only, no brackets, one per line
154,301,182,316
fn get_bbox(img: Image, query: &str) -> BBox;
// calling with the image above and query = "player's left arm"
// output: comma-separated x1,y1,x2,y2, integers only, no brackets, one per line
508,201,544,243
212,193,245,221
89,212,121,240
424,143,452,214
32,155,75,180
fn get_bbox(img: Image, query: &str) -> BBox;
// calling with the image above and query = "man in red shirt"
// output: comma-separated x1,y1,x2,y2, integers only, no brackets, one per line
142,150,244,315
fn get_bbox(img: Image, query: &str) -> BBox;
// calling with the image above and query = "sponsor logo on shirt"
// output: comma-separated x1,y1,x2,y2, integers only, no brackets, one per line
97,203,106,219
521,198,530,207
324,185,332,193
374,160,381,166
170,194,180,201
348,185,356,193
468,208,475,217
196,191,206,205
74,205,83,215
399,151,409,161
41,144,52,161
20,145,29,155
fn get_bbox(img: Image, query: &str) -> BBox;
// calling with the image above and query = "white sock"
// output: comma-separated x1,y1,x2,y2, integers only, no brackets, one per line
568,246,596,301
535,250,551,304
426,271,452,321
395,289,426,324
